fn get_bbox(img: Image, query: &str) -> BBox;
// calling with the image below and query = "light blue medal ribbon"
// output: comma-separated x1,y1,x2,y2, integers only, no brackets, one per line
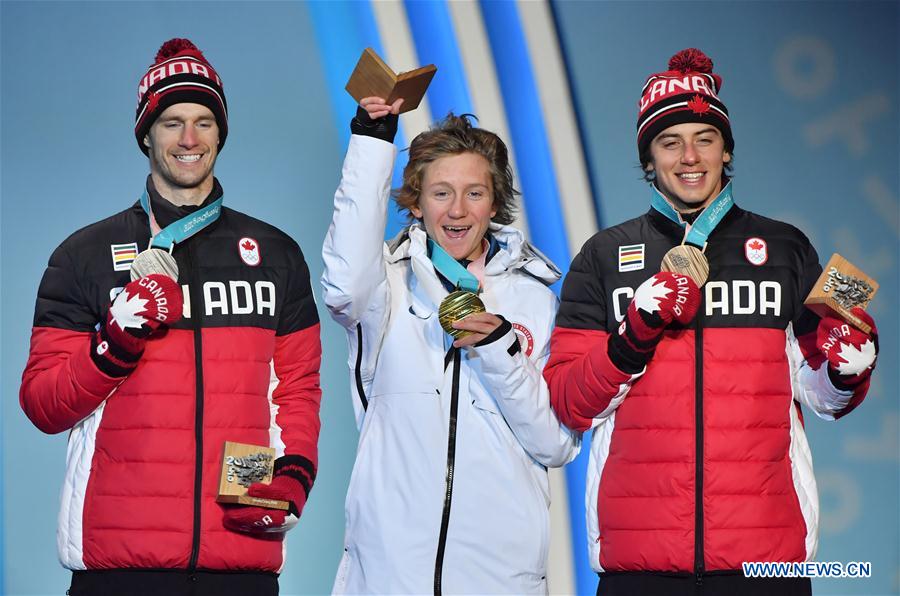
427,238,480,292
139,189,224,250
650,181,734,248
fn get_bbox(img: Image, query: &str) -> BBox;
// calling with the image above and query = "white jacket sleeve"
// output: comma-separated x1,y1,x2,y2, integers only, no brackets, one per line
787,322,854,421
784,239,869,421
322,134,397,427
471,303,581,468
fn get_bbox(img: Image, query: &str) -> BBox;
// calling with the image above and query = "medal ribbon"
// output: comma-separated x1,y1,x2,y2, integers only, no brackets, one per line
427,238,480,292
650,181,734,248
139,190,223,250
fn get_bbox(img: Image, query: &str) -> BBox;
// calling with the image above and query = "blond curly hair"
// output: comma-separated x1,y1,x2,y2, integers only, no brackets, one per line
394,113,518,225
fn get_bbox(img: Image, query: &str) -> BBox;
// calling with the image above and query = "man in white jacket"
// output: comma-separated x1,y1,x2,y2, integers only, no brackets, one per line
322,97,579,594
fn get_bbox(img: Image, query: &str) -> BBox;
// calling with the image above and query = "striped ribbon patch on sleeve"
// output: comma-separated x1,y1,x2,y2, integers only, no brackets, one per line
618,243,645,272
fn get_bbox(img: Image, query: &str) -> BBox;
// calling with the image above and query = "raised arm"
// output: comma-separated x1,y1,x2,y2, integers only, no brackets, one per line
321,98,400,427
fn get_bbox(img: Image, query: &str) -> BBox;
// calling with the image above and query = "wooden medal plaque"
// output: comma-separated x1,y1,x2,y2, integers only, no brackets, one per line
804,253,878,333
216,441,289,511
345,48,436,114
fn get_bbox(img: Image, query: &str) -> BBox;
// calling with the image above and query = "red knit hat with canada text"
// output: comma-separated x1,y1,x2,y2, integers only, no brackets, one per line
134,38,228,155
636,48,733,159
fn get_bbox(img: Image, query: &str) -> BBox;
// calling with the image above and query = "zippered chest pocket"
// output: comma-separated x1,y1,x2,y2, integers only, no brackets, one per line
369,300,444,397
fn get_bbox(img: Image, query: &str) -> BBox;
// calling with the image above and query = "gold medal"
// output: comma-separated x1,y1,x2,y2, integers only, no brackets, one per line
661,244,709,287
130,248,179,282
438,290,486,339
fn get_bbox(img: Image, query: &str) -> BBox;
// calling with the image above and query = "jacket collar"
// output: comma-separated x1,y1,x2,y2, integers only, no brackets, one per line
388,222,561,310
146,175,224,229
646,195,744,241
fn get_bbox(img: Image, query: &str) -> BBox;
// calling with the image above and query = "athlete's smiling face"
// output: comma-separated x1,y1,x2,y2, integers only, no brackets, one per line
145,103,219,204
646,122,731,212
412,152,497,261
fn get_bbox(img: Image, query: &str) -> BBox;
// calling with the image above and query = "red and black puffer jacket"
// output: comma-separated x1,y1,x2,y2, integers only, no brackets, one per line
545,203,868,578
20,180,321,574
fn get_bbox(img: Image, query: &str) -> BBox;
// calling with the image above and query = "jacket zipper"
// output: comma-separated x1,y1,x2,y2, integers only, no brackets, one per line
433,347,461,596
355,324,368,410
186,243,205,571
694,313,705,586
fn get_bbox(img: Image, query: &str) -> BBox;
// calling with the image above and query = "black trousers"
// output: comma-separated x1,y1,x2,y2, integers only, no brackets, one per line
69,569,279,596
597,572,813,596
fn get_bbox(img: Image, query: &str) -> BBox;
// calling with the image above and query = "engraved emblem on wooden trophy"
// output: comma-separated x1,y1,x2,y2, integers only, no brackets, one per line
804,253,878,333
216,442,289,511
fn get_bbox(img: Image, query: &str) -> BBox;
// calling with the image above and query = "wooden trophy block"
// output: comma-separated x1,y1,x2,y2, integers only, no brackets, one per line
216,441,289,511
804,253,878,333
345,47,436,114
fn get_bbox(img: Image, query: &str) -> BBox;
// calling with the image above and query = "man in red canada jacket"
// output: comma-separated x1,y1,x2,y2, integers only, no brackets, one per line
544,48,879,596
19,38,322,596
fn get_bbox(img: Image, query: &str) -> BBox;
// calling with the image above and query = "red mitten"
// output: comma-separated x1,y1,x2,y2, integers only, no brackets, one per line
91,274,183,377
817,307,878,389
222,455,314,535
608,272,700,373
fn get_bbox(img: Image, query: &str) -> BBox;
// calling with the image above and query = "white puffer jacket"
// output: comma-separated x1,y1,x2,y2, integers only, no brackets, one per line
322,134,579,594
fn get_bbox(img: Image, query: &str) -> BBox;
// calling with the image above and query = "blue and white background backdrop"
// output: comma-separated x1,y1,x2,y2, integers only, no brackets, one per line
2,2,896,595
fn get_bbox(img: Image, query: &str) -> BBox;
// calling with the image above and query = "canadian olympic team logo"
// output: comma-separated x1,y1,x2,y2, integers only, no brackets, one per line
744,237,768,266
512,323,534,357
239,237,261,266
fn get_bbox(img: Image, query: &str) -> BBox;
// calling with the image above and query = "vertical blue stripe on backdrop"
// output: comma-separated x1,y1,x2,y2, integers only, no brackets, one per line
306,0,409,238
307,1,382,150
547,1,601,593
548,0,605,233
403,0,473,118
478,2,593,594
1,412,3,595
477,0,570,275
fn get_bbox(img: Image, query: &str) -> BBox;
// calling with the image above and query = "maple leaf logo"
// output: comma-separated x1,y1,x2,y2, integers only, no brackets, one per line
687,94,711,115
834,339,876,375
238,237,261,266
145,91,160,114
109,290,149,331
634,277,672,314
749,240,764,251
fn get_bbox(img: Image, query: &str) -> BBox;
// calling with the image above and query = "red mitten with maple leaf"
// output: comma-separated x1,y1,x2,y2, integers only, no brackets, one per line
817,307,878,390
608,272,700,373
91,274,183,377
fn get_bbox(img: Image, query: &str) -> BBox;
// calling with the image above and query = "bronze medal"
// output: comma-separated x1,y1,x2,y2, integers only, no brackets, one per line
660,244,709,287
130,248,179,282
438,290,486,339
